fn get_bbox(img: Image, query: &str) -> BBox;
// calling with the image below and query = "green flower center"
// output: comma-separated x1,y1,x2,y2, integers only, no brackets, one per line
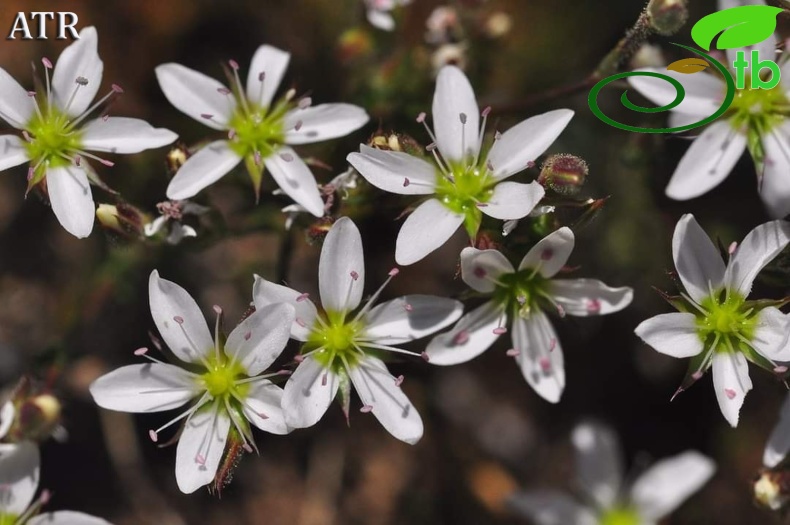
305,312,364,372
0,513,19,525
600,506,641,525
727,77,789,134
200,354,249,400
227,102,287,161
24,105,83,182
696,291,757,352
492,268,549,318
434,161,495,238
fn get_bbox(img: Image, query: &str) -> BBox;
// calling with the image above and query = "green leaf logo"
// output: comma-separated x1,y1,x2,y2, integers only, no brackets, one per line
690,5,782,51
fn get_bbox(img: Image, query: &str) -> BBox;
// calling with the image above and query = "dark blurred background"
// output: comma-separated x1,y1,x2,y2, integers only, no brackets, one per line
0,0,787,523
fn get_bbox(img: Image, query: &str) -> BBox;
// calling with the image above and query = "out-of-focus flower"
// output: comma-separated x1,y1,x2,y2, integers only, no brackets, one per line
510,422,715,525
253,217,463,444
425,6,460,44
156,45,369,216
431,43,468,74
364,0,412,31
758,399,790,510
483,12,513,39
0,27,177,238
426,228,633,403
144,200,209,245
635,214,790,427
0,401,14,439
628,0,790,218
0,441,112,524
90,271,295,493
348,66,573,265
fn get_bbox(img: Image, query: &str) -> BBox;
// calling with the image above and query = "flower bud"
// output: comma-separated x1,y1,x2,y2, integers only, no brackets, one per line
754,468,790,511
166,144,190,174
96,203,148,238
16,394,61,442
647,0,688,36
538,154,589,195
484,12,512,39
338,28,373,63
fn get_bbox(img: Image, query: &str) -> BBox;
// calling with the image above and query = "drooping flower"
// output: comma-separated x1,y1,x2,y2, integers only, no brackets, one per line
627,0,790,218
0,441,111,524
425,227,633,403
253,217,463,444
156,45,369,216
90,270,295,493
510,422,716,525
364,0,412,31
144,200,209,245
634,214,790,427
0,26,177,238
347,65,572,265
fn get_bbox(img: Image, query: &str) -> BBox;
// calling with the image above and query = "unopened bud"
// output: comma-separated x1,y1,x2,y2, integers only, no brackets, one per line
484,12,512,39
14,394,62,442
166,144,190,174
538,154,589,195
754,467,790,511
96,203,147,238
647,0,688,36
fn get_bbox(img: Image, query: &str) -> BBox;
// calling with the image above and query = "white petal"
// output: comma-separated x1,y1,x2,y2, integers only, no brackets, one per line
460,247,515,293
669,111,702,129
319,216,365,313
548,279,633,317
432,65,479,162
0,68,35,128
347,145,436,195
750,307,790,361
509,490,598,525
487,109,574,181
364,295,464,345
630,451,715,521
52,27,103,117
348,356,423,444
395,199,464,265
175,403,231,494
285,104,369,145
367,9,395,30
246,45,290,109
0,442,39,515
764,393,790,467
672,214,726,303
712,352,752,427
634,313,704,358
89,363,198,413
46,165,94,239
148,270,214,364
242,381,289,435
264,147,324,217
282,356,338,429
155,63,233,130
725,220,790,297
0,401,14,439
518,227,574,278
166,140,241,200
28,512,112,525
252,275,318,342
571,422,623,509
81,117,177,154
627,69,723,117
514,311,565,403
426,301,504,365
144,216,167,237
225,303,294,376
481,181,545,220
760,124,790,219
665,121,746,200
0,135,30,171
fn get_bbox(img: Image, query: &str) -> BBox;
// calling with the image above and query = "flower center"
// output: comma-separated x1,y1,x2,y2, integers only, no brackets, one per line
227,102,286,160
200,355,248,399
727,78,789,134
696,291,757,352
0,513,18,525
434,161,495,238
306,312,364,372
599,506,641,525
24,105,83,179
492,268,549,318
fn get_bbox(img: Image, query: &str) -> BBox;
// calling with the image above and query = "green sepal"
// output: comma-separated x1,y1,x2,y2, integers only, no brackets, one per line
463,208,482,240
245,154,265,204
211,424,248,496
672,348,710,400
652,287,692,313
336,366,352,426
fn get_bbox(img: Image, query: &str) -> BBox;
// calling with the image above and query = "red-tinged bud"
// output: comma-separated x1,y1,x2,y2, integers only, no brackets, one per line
166,144,191,174
538,154,589,196
96,203,148,239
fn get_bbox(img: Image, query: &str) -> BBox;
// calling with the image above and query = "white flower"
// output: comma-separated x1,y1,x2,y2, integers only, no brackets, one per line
634,214,790,427
627,0,790,218
156,45,369,216
0,441,111,524
0,401,14,439
510,422,716,525
0,26,177,238
365,0,412,31
347,65,573,265
90,270,295,493
144,200,208,245
425,227,633,403
253,217,463,444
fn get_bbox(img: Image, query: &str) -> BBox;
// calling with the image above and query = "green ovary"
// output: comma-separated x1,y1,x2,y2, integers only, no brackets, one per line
727,80,789,135
200,355,249,400
696,292,757,352
305,313,363,372
0,513,18,525
492,269,549,319
227,102,286,161
434,161,495,239
600,506,641,525
24,107,83,176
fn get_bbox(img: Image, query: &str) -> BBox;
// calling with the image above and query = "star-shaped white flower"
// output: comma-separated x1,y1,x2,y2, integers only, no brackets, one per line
156,45,369,216
144,200,208,245
253,217,463,444
347,65,573,265
635,214,790,427
90,270,295,493
0,441,111,524
0,26,177,238
510,422,715,525
425,227,633,403
364,0,412,31
627,0,790,218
